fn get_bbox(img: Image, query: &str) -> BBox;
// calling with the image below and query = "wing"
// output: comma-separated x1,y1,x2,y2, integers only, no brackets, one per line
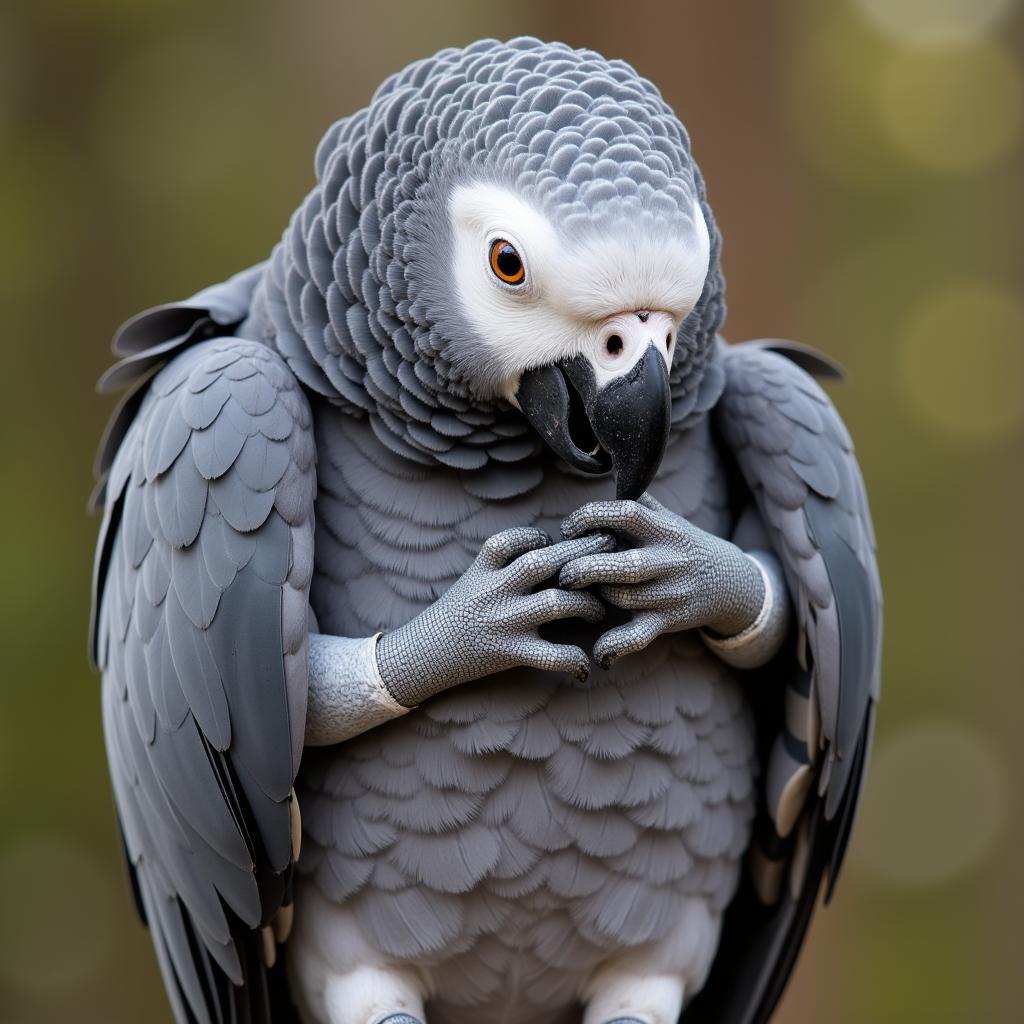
90,264,265,514
92,323,316,1024
686,340,881,1024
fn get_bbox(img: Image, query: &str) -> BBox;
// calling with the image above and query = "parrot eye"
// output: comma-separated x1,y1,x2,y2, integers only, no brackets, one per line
489,239,526,286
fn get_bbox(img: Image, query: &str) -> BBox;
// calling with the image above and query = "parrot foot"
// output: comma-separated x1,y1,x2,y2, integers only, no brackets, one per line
377,1016,424,1024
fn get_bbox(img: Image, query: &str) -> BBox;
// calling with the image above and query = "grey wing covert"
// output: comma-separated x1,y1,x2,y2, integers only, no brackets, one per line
91,309,316,1024
686,339,881,1024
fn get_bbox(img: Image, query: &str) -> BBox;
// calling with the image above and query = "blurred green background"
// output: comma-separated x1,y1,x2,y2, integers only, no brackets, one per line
1,0,1021,1020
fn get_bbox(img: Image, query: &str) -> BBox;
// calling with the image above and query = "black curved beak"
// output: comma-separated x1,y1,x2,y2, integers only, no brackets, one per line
516,345,671,499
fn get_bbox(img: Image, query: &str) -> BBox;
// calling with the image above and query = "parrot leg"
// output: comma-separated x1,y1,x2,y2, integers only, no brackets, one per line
288,883,430,1024
579,897,721,1024
321,966,426,1024
580,969,685,1024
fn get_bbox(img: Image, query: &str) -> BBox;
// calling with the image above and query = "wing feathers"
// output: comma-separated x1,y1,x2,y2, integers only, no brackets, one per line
94,329,315,1024
686,340,881,1024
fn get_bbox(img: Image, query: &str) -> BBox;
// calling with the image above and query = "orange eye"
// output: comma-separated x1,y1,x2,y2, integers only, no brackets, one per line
489,239,526,285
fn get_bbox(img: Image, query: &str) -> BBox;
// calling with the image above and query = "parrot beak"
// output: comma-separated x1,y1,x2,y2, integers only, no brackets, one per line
516,312,673,499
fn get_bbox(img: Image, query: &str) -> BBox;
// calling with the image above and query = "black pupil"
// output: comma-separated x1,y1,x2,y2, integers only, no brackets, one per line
496,244,522,279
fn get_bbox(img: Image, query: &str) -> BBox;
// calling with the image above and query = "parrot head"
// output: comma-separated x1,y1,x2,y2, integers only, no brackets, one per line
447,181,711,498
260,37,725,496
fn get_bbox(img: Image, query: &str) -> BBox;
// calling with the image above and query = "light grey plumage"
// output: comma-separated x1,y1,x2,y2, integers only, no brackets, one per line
91,37,880,1024
93,321,316,1020
292,406,755,1024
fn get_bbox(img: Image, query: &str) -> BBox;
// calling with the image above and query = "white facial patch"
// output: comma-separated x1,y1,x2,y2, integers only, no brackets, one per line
450,183,583,392
552,197,711,323
449,183,711,401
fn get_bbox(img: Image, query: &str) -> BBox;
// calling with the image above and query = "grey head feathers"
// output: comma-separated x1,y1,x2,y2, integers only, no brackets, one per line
242,37,726,472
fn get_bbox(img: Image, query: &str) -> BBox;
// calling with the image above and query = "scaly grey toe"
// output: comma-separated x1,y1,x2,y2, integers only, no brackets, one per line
378,1015,423,1024
603,1018,648,1024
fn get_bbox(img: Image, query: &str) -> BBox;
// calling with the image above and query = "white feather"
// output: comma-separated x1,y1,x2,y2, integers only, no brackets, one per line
449,183,710,401
288,882,431,1024
579,897,722,1024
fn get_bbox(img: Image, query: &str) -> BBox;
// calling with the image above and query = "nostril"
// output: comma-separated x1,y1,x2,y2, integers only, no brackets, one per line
666,333,673,350
606,335,624,356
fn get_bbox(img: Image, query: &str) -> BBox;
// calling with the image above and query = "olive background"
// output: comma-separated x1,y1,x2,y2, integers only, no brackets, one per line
1,1,1021,1021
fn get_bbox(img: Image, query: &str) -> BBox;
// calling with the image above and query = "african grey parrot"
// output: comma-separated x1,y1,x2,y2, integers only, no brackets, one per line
90,37,881,1024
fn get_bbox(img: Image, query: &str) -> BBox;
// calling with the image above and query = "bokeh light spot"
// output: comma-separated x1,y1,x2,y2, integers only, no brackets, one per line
876,41,1022,173
792,13,897,188
898,283,1024,441
855,721,1007,888
0,836,117,997
856,0,1016,46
